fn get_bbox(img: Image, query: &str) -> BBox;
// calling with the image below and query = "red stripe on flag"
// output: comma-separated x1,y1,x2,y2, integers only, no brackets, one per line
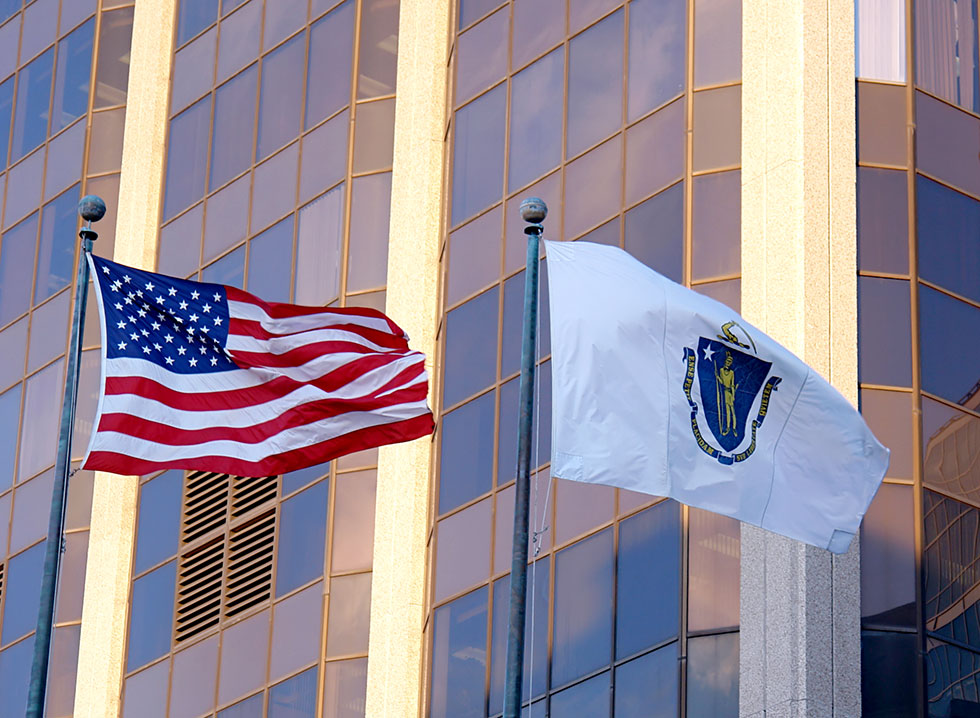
225,286,404,335
228,317,409,350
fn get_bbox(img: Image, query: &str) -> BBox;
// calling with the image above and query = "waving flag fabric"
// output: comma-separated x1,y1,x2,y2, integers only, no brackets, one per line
83,255,433,477
545,240,889,553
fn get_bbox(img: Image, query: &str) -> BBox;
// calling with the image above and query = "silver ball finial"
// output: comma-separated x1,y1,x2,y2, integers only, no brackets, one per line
520,197,547,224
78,195,106,223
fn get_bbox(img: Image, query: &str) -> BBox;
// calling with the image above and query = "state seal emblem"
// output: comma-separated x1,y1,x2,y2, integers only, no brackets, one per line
682,321,782,465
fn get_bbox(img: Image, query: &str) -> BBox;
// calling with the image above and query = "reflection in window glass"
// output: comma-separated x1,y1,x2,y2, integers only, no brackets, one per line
204,175,249,263
552,529,613,687
455,8,507,107
0,318,25,390
283,462,330,496
276,480,328,596
202,244,245,288
856,0,905,81
169,635,219,718
439,390,495,513
133,470,183,575
163,98,211,220
567,11,623,158
177,0,218,46
618,501,680,658
300,110,347,202
862,631,916,716
442,288,498,409
692,170,740,280
218,609,269,706
688,509,741,631
625,99,684,206
27,289,69,373
35,189,79,304
925,638,980,716
322,658,368,718
0,76,14,167
352,98,395,173
915,90,980,199
628,0,685,119
512,0,563,69
217,0,261,82
331,470,376,573
52,18,94,133
447,205,501,306
916,175,980,304
922,395,980,505
346,172,391,292
44,121,85,199
218,692,263,718
509,49,563,193
860,484,915,628
625,182,683,283
857,167,908,276
452,84,505,225
18,357,63,482
48,623,81,715
296,184,345,305
258,34,305,161
550,671,610,718
210,65,258,191
94,7,134,108
0,636,35,718
269,667,318,718
692,85,740,171
357,0,399,99
271,586,323,682
1,541,45,644
860,389,913,480
126,561,176,671
263,0,306,51
11,48,53,162
916,0,979,113
435,498,490,603
693,0,740,87
122,659,169,718
0,214,38,326
0,384,20,491
564,137,622,239
687,633,739,718
10,469,53,553
248,216,294,304
306,1,355,130
326,572,372,657
429,587,487,718
919,285,980,405
171,28,217,115
858,277,912,388
615,643,679,717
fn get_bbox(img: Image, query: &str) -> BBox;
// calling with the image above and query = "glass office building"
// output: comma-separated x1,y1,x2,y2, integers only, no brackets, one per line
0,0,974,716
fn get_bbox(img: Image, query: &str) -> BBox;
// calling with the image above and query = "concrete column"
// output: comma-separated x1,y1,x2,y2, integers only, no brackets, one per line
73,1,176,716
739,0,860,715
365,1,451,716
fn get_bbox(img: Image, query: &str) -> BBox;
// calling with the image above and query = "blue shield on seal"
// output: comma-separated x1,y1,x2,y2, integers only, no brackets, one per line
695,337,772,452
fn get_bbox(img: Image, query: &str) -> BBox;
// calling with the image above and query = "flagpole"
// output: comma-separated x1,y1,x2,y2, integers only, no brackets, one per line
503,197,547,718
25,195,106,718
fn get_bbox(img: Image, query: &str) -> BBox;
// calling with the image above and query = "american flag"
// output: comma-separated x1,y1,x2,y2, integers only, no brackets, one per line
82,254,434,477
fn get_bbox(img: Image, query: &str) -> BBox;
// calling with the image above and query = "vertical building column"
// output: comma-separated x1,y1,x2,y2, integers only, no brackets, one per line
739,0,859,716
73,1,176,716
366,0,451,716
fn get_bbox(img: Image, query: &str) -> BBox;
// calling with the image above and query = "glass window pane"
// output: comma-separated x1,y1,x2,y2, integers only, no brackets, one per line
625,98,684,206
258,33,305,160
352,97,395,173
916,175,980,304
555,479,614,545
10,468,53,553
447,204,501,306
439,391,495,514
306,1,355,129
300,109,347,202
694,278,742,316
346,171,390,292
625,182,683,283
916,0,979,113
210,65,258,191
248,216,294,303
26,290,68,373
508,48,563,192
693,85,740,171
262,0,306,51
459,0,500,29
18,357,63,481
6,151,43,230
688,508,740,631
133,470,182,575
169,635,219,718
0,21,15,82
122,659,169,718
567,10,623,158
693,0,740,87
0,636,35,718
552,528,613,687
331,469,376,573
202,244,245,288
35,189,78,303
916,90,980,198
0,383,21,491
857,167,908,275
0,319,26,390
177,0,218,46
628,0,686,119
569,0,618,33
85,174,120,259
163,98,211,221
617,501,680,658
126,560,176,671
442,287,498,409
858,277,912,388
204,174,249,264
158,203,203,278
923,395,980,504
11,47,53,163
512,0,562,69
686,633,739,718
56,532,88,620
62,0,98,31
856,0,906,81
51,18,94,133
860,483,915,628
0,76,14,166
322,658,368,718
217,0,262,83
326,572,372,657
283,462,330,496
691,170,740,281
217,609,270,706
920,285,980,406
94,7,133,108
860,389,913,480
429,587,487,718
857,82,906,167
452,84,505,225
296,184,345,305
65,467,94,531
48,623,81,717
86,107,126,175
357,0,398,99
218,693,263,718
564,136,622,239
277,480,328,596
1,541,45,644
271,583,323,681
171,26,216,114
614,643,679,718
551,672,611,717
456,8,507,106
862,631,916,716
44,120,84,200
434,497,491,603
22,0,56,64
269,666,318,718
503,171,559,273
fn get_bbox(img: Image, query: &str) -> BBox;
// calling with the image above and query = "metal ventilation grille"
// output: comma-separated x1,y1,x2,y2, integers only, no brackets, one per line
231,475,278,518
182,472,230,543
225,510,276,617
175,538,223,642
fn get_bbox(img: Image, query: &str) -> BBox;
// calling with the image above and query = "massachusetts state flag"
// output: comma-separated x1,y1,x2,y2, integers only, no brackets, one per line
82,255,434,477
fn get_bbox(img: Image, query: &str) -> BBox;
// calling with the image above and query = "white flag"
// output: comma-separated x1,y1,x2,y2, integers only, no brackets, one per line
545,240,889,553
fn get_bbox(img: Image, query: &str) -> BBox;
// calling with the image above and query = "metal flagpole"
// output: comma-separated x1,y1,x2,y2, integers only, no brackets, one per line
26,195,106,718
502,197,547,718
